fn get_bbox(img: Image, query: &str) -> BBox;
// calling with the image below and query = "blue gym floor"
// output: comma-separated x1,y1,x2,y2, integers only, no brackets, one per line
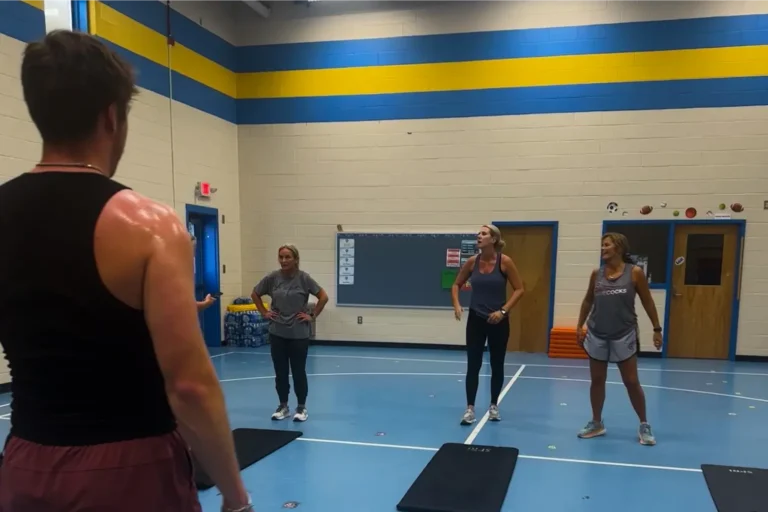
1,346,767,511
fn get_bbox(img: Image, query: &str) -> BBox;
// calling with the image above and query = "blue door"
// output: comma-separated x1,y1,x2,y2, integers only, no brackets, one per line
186,205,222,347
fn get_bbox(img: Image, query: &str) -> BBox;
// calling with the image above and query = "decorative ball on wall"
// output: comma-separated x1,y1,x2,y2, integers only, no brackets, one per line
730,203,744,213
685,207,697,219
672,210,680,217
621,210,629,216
640,205,653,215
718,203,726,210
659,202,667,208
606,202,619,213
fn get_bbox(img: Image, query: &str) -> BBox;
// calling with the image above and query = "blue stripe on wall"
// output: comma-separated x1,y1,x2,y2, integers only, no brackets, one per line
101,0,236,71
236,76,768,125
99,39,236,123
171,72,237,124
236,14,768,72
0,1,45,43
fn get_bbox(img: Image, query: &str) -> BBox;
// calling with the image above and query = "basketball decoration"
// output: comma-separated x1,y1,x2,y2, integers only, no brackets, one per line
685,207,697,219
640,205,653,215
730,203,744,213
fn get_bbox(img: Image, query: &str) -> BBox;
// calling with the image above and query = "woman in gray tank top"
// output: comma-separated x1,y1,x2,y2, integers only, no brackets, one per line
451,225,524,426
576,233,662,446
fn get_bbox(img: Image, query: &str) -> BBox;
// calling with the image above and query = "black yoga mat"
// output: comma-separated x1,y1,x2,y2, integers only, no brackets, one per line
193,428,303,490
397,443,519,512
702,464,768,512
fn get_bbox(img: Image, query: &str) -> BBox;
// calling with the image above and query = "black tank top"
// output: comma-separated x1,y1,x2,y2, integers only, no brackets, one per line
0,172,176,446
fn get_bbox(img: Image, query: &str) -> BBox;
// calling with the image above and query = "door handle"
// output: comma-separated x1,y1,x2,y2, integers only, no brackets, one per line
672,288,682,297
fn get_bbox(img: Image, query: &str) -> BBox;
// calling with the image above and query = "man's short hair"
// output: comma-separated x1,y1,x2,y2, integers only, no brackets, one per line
21,30,138,145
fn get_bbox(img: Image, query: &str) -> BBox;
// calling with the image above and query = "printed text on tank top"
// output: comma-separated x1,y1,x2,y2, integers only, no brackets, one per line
587,263,638,340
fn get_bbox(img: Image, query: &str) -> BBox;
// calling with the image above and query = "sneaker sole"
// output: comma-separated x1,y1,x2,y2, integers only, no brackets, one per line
489,416,501,422
460,419,476,425
293,416,308,422
578,428,606,439
639,436,656,446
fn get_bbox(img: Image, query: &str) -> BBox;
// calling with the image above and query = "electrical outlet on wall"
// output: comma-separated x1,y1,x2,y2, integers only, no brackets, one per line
357,316,363,324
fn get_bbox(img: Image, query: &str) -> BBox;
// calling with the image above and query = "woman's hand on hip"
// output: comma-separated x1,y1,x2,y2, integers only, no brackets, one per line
263,310,277,320
297,312,313,323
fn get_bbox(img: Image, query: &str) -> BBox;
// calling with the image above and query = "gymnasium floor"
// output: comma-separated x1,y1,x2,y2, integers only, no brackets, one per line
1,345,767,511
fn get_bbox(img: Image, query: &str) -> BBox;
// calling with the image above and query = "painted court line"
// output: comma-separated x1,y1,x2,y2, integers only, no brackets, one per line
464,365,526,445
218,372,766,402
221,351,768,377
219,372,485,383
297,437,701,473
520,375,768,403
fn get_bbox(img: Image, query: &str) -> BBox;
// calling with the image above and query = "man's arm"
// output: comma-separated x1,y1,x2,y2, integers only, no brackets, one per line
142,209,250,511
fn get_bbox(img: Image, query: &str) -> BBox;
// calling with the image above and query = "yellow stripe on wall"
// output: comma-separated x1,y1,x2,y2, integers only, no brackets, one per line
237,44,768,99
22,0,43,10
92,1,236,98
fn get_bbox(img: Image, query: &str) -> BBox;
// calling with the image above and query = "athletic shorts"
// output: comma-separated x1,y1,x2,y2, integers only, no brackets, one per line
0,430,201,512
583,327,638,363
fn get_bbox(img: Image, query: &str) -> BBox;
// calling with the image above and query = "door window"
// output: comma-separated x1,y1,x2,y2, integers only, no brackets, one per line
684,234,724,286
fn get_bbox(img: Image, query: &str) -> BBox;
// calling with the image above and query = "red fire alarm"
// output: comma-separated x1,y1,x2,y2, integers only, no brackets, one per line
196,181,211,198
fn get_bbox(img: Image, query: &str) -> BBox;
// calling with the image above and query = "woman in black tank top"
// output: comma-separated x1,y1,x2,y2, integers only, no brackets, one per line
575,232,663,446
451,224,524,426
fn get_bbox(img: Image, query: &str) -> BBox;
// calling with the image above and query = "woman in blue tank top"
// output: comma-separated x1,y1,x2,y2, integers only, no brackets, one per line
451,224,524,425
576,232,662,446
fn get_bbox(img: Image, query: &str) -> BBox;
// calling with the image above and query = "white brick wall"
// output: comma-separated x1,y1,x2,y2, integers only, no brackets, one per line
237,1,768,356
235,0,768,45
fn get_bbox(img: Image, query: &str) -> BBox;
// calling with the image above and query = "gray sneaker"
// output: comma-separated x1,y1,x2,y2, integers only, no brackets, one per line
577,420,606,439
271,405,290,420
460,408,476,425
639,422,656,446
488,405,501,422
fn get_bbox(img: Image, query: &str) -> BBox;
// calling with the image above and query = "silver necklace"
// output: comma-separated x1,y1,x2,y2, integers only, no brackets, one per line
35,162,104,173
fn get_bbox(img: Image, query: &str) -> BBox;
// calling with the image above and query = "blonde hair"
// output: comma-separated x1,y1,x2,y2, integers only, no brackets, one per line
602,232,633,263
484,224,506,251
278,244,300,268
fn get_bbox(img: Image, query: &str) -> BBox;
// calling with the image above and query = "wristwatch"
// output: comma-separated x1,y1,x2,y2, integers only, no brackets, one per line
653,327,662,333
500,309,508,316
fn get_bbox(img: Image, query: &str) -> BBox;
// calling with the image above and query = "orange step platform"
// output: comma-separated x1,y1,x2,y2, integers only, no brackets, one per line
548,327,588,359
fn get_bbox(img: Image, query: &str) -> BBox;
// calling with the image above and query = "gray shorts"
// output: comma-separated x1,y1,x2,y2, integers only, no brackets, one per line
583,328,638,363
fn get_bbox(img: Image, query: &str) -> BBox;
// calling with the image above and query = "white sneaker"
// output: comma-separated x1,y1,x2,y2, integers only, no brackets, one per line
293,407,308,422
460,408,476,425
271,405,290,420
488,405,501,422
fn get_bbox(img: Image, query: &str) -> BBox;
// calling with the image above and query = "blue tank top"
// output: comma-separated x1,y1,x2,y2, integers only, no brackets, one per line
469,254,507,319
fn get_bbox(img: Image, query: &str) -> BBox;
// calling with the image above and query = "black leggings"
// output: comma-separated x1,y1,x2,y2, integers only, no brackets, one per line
465,309,510,406
270,334,310,404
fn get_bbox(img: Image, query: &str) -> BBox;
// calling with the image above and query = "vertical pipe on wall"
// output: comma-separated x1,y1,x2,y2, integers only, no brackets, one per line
165,0,178,209
70,0,88,32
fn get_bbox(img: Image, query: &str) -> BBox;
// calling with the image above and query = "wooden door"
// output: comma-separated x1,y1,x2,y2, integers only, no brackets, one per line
667,224,741,359
499,225,554,353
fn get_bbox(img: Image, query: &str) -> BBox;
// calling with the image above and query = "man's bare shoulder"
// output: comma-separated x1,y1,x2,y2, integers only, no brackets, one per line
100,190,186,243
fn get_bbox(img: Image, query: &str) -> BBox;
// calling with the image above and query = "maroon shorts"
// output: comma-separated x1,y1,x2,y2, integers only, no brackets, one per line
0,430,202,512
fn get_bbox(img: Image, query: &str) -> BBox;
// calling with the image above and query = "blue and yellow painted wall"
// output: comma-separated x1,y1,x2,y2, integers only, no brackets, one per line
2,0,768,125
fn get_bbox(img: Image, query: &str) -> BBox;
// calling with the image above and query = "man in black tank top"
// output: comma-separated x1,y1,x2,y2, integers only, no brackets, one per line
0,31,251,511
